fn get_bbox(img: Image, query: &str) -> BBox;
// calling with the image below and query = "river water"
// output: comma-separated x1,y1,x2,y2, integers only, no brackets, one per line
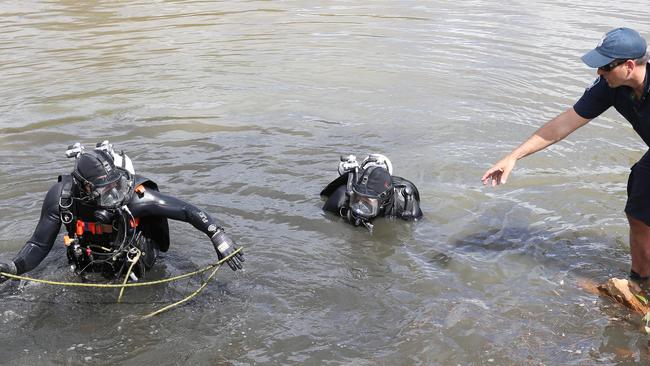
1,1,650,365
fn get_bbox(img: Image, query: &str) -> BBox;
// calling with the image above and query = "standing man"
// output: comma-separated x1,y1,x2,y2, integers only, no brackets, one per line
482,28,650,280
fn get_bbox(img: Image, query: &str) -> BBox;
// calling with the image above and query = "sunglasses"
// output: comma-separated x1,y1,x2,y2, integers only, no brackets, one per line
599,59,627,72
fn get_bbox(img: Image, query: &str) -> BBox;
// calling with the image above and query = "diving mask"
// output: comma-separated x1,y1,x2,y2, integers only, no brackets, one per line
93,173,131,208
349,190,382,219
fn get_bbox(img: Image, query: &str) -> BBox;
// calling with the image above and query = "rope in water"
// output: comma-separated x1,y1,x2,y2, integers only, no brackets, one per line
117,247,141,303
0,247,242,319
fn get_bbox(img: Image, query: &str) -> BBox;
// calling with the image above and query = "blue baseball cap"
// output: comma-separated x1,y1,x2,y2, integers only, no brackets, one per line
581,27,647,68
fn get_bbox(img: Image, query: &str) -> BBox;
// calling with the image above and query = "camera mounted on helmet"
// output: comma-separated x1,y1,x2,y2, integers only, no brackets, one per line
338,153,393,177
65,142,86,159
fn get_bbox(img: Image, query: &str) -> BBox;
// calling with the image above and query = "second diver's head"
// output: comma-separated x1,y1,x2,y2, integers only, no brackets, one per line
349,165,394,224
71,149,131,210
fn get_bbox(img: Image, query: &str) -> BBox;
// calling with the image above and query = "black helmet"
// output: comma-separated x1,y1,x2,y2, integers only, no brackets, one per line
72,150,131,208
349,166,394,220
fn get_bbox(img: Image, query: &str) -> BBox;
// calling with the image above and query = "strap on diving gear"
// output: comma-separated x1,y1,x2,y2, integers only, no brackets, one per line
59,175,75,224
119,150,126,169
75,220,114,235
396,185,415,219
390,176,421,219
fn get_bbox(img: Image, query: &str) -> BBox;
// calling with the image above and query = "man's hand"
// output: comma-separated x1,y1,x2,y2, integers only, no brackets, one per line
211,229,245,271
0,260,17,284
482,156,517,186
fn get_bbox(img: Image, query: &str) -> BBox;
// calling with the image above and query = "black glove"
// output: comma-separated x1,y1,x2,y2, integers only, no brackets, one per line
211,229,244,271
0,260,17,284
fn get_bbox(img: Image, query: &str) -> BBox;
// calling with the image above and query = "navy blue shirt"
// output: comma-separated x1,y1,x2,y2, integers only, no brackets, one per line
574,64,650,146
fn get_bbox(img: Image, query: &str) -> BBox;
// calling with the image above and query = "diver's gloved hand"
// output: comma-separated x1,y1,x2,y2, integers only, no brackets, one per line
0,260,17,284
211,229,245,271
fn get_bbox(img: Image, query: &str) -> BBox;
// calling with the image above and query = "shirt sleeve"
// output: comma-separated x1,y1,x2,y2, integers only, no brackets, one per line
573,76,614,119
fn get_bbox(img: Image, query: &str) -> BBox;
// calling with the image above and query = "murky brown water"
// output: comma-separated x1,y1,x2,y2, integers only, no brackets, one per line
1,1,650,365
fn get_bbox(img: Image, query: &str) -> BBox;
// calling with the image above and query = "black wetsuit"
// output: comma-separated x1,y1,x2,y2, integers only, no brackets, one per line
321,173,423,222
12,174,223,275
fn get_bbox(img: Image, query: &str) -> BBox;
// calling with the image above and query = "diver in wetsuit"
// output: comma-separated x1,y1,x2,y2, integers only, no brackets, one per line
0,142,244,283
321,154,422,231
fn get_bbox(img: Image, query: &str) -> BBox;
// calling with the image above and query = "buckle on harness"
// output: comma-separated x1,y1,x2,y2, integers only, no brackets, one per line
60,197,74,224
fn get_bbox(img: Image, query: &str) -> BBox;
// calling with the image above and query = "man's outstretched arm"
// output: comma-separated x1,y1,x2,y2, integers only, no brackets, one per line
481,107,590,186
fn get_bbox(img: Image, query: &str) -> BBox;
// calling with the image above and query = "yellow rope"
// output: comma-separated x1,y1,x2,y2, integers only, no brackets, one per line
117,248,141,303
0,247,243,318
141,263,221,319
0,247,241,288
